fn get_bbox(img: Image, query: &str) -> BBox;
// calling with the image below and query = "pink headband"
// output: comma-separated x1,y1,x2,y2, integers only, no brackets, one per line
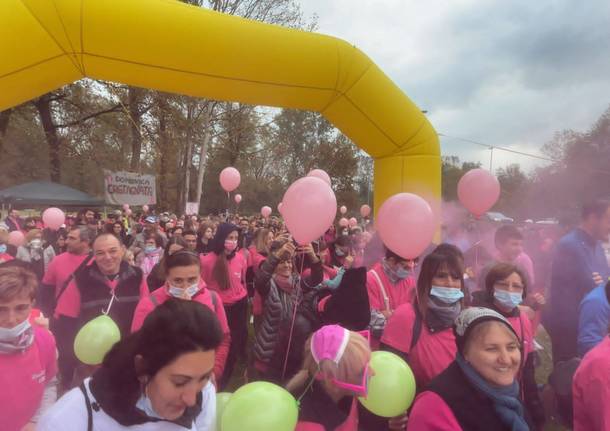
311,325,350,365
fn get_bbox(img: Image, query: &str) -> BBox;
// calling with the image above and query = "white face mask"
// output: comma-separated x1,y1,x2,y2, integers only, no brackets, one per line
168,283,200,299
0,319,34,353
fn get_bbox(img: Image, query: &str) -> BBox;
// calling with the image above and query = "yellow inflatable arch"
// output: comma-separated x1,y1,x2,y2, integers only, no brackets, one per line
0,0,440,212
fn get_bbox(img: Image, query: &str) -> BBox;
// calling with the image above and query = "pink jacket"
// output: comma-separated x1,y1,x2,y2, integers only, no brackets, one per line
200,252,247,305
130,281,231,379
366,262,415,313
573,336,610,431
407,391,461,430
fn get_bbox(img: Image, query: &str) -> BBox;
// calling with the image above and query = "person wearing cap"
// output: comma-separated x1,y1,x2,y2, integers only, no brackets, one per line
287,325,407,431
572,282,610,431
130,216,167,257
471,263,545,429
199,223,248,388
407,307,533,431
381,251,465,389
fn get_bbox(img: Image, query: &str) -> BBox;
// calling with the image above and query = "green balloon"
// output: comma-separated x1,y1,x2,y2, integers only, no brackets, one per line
221,382,298,431
73,315,121,365
215,392,232,431
358,351,416,417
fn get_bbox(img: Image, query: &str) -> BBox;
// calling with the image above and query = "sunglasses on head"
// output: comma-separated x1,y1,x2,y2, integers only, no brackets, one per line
315,330,371,397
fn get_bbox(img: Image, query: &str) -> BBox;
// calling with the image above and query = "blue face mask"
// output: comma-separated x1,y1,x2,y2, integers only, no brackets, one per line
144,245,157,255
494,290,522,310
396,267,411,279
335,247,346,257
168,283,200,299
0,244,6,254
430,285,464,304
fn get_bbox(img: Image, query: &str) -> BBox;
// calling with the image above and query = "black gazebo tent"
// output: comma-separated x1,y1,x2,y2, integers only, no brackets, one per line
0,181,105,207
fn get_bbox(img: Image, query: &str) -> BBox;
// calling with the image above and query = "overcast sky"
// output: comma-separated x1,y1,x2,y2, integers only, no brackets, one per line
298,0,610,171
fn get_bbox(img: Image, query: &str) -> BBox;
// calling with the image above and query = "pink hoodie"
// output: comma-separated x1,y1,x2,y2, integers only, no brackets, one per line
573,336,610,431
200,252,247,305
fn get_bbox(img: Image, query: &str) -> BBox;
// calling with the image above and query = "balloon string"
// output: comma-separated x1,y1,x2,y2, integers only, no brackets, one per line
281,253,305,381
102,293,116,316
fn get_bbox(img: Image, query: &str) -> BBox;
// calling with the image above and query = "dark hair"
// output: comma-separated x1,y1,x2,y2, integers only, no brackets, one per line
384,247,409,263
484,263,528,299
211,223,238,290
144,233,164,248
164,235,188,255
164,250,200,274
582,200,610,220
433,243,464,262
182,229,197,238
89,299,222,424
416,252,464,319
494,225,523,248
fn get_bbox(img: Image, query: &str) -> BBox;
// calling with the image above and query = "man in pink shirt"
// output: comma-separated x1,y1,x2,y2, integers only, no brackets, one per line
40,226,93,317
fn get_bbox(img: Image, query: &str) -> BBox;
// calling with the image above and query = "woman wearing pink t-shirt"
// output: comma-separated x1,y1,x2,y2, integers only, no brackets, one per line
381,251,465,390
199,223,247,389
131,250,231,380
0,265,58,431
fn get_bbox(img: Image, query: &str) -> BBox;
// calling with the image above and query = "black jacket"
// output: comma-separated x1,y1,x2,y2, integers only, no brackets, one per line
427,361,534,431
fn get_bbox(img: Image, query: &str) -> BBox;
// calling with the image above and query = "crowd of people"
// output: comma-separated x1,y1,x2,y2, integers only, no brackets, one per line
0,199,609,431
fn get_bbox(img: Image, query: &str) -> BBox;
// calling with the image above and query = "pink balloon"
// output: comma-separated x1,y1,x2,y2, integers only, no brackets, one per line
142,205,149,212
234,194,242,204
261,206,272,218
307,169,331,186
340,206,347,215
377,193,436,259
457,169,501,218
191,215,198,221
122,204,130,211
219,167,241,192
277,202,283,213
8,230,25,247
348,217,358,228
339,217,349,227
360,204,371,218
42,207,65,230
282,177,337,245
125,208,132,216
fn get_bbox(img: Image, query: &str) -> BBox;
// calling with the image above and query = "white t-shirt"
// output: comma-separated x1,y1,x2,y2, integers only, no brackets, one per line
38,378,216,431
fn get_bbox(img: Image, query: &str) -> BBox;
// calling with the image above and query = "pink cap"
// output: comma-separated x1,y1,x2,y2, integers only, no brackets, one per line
311,325,350,365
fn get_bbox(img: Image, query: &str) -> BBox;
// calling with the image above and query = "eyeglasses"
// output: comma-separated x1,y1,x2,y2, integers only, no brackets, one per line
315,330,371,397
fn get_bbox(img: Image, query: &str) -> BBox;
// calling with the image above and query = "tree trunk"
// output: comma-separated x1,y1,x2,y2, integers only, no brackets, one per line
181,103,194,213
34,95,62,182
157,97,169,209
128,87,143,171
195,106,213,208
0,109,11,154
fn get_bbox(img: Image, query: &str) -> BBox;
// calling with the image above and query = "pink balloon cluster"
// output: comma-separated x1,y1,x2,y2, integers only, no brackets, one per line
220,167,241,192
457,169,500,218
376,193,436,259
282,176,337,245
42,207,65,230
